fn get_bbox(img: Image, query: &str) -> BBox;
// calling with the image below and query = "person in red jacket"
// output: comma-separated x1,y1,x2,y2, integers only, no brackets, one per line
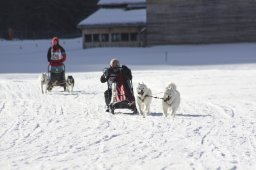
47,37,67,90
47,37,66,66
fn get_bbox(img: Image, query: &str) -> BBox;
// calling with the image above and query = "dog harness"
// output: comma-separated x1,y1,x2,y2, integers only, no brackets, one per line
141,94,172,106
163,96,171,102
138,94,149,102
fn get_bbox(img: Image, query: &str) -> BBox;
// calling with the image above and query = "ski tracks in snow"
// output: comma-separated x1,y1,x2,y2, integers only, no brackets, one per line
179,98,256,169
1,71,256,169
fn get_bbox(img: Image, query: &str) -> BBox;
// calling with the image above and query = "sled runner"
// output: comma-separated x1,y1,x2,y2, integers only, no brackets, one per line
40,64,74,94
105,68,137,114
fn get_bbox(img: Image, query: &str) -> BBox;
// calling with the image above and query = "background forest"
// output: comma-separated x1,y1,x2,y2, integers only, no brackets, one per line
0,0,98,39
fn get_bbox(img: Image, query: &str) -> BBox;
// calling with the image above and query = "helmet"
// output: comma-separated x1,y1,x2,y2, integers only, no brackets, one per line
51,37,59,46
110,58,120,68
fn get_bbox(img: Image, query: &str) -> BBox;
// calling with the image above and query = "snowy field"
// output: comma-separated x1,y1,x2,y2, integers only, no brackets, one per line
1,38,256,170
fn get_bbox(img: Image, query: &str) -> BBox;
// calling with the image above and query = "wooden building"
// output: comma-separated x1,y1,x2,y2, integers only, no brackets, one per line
147,0,256,45
78,0,146,48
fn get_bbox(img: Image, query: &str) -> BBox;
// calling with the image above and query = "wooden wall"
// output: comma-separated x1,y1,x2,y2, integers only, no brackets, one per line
81,26,145,48
147,0,256,45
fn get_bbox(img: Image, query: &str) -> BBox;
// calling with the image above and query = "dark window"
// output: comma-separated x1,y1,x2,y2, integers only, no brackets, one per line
93,34,100,42
85,34,92,42
121,33,129,41
101,34,109,42
112,33,121,42
130,33,138,41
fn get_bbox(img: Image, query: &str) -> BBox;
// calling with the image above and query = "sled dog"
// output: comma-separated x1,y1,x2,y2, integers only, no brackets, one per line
162,83,180,118
136,83,152,118
40,73,49,94
66,75,75,92
41,73,48,85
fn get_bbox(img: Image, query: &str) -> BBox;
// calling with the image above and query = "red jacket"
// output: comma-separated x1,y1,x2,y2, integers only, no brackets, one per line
47,37,67,66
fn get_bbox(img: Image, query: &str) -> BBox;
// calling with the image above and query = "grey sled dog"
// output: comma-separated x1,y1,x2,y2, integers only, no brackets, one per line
136,83,152,118
162,83,180,118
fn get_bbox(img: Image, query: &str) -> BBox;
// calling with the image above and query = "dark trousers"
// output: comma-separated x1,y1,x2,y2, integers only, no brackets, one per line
104,89,112,107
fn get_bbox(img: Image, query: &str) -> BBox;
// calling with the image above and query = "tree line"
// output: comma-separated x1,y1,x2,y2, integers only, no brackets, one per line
0,0,98,39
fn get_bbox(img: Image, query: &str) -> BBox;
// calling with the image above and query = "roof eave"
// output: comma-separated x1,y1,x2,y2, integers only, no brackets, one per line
78,22,146,29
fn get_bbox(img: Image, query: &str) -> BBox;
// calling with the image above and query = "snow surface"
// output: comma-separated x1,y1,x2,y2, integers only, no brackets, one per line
1,38,256,170
78,8,146,27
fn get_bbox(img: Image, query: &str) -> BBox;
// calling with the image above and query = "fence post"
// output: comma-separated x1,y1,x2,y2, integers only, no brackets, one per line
165,51,168,64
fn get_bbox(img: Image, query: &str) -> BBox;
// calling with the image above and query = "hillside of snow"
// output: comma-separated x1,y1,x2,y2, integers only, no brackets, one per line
0,38,256,169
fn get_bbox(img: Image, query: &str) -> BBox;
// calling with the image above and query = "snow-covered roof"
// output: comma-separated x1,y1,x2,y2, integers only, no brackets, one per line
98,0,146,5
78,8,146,28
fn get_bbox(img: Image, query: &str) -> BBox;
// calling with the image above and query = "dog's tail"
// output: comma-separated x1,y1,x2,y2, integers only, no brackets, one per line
167,83,177,90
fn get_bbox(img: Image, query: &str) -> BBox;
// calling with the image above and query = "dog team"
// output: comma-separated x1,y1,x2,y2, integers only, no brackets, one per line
44,37,180,117
99,59,181,117
136,82,180,118
44,46,180,117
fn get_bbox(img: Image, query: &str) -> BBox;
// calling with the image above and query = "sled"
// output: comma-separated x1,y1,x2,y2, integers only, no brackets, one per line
107,71,137,114
40,64,74,94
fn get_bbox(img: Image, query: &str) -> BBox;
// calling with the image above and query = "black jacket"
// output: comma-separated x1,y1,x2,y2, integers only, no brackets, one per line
100,65,132,83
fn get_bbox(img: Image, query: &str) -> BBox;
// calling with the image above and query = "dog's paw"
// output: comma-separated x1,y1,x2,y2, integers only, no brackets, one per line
142,112,147,118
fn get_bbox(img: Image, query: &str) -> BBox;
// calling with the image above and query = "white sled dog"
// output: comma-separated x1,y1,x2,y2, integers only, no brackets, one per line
41,73,48,84
162,83,180,118
40,73,49,94
136,83,152,118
